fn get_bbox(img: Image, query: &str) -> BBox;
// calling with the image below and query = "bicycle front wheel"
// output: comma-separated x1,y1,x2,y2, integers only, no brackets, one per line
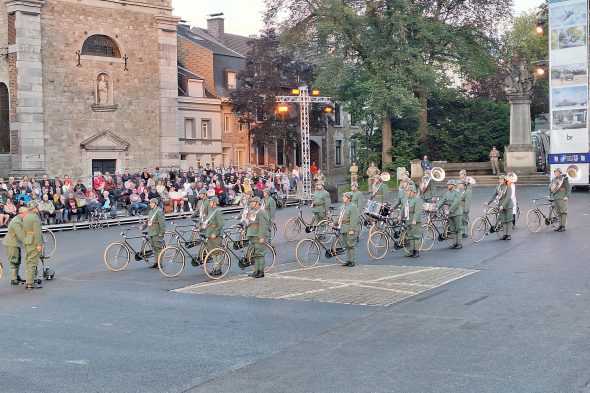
399,229,419,254
270,222,277,241
42,228,57,258
470,217,488,243
164,230,179,247
526,209,542,233
284,218,302,242
421,224,436,251
158,246,185,277
203,248,231,280
246,243,276,273
443,223,454,246
549,207,559,229
295,238,321,268
104,242,131,271
367,230,389,260
331,236,347,263
140,240,157,268
316,219,334,244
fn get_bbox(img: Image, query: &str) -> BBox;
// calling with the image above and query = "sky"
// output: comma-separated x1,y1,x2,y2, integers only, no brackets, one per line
171,0,546,36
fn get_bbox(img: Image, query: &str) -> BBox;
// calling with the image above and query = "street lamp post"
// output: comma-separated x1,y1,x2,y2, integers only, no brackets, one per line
276,86,332,200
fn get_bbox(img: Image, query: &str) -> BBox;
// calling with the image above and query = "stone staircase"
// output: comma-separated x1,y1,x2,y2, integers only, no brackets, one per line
460,173,549,187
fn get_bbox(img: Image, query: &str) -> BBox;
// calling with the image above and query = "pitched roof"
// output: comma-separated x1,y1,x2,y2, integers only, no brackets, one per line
178,24,244,59
201,30,253,57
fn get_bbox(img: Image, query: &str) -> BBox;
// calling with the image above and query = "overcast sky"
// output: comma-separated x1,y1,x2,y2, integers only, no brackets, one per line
171,0,546,36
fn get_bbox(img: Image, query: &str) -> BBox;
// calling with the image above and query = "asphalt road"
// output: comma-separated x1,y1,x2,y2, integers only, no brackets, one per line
0,186,589,393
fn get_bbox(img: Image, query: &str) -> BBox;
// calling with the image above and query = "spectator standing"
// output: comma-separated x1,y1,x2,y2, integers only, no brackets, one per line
421,155,432,172
489,147,500,175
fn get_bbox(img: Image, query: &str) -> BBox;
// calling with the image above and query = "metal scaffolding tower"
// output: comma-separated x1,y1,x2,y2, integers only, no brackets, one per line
276,86,332,200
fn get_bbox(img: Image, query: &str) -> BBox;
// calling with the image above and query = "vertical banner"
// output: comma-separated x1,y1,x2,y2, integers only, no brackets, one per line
548,0,590,185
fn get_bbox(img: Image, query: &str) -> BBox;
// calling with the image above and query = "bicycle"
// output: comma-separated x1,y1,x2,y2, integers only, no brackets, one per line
41,227,57,258
526,197,558,233
283,201,334,242
469,204,503,243
156,220,210,277
420,206,453,251
88,208,110,229
104,227,160,271
366,215,424,259
295,225,348,267
202,228,277,280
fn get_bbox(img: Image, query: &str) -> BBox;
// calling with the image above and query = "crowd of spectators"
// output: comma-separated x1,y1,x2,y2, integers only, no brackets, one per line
0,163,310,226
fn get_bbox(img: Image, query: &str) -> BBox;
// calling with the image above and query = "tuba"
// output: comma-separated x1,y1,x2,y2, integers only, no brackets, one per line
567,165,582,181
431,167,445,182
419,172,431,192
380,172,391,182
506,172,518,183
550,176,564,193
466,176,477,185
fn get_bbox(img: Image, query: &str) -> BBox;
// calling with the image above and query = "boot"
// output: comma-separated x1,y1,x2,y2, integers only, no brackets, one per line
248,270,259,277
505,235,511,240
255,270,265,278
454,244,463,249
500,235,507,240
17,275,25,283
346,261,355,267
448,244,457,249
411,251,420,258
405,251,414,257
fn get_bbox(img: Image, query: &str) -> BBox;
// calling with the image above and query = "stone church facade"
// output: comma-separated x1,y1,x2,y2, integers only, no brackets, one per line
0,0,179,178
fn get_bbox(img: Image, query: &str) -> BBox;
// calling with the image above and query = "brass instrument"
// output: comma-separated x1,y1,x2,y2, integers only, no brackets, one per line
465,176,476,185
419,167,445,192
550,176,564,193
506,172,518,183
495,184,507,202
380,172,391,182
567,165,582,182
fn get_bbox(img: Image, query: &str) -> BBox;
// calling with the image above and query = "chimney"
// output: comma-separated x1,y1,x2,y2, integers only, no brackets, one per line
207,13,225,44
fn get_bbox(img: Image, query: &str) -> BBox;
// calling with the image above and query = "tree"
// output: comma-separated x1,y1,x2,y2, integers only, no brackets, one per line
264,0,511,166
229,28,322,165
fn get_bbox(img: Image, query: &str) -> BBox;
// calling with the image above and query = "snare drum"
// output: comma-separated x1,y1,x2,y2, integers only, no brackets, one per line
423,202,436,212
366,202,390,219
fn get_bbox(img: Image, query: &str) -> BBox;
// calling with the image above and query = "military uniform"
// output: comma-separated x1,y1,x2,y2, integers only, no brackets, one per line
311,187,331,224
191,190,209,220
262,194,276,239
350,189,364,211
203,205,224,274
406,192,424,255
420,179,436,202
147,204,166,267
338,198,360,266
551,174,571,230
23,209,43,287
246,206,269,276
460,182,472,237
488,181,513,239
3,215,25,283
438,184,463,247
370,180,389,203
392,179,413,219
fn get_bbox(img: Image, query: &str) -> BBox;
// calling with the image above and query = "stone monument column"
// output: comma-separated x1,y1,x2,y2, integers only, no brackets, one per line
6,0,46,176
502,63,537,174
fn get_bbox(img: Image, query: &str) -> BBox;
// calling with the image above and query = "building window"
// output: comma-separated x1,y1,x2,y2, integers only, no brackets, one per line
201,120,211,139
184,118,196,139
349,113,358,127
334,104,342,126
81,35,121,58
277,139,284,166
335,140,342,166
223,116,230,132
0,83,9,153
226,70,237,90
350,141,357,162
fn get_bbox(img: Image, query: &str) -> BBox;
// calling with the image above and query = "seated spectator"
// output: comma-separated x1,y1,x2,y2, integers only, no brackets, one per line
54,195,68,223
93,172,105,193
0,194,8,226
75,190,89,220
53,187,62,203
99,191,117,218
104,177,116,195
169,187,182,212
147,186,160,202
17,188,30,205
4,198,17,220
178,187,188,211
160,188,171,213
129,188,148,216
0,178,7,191
5,189,16,205
39,194,56,225
62,175,74,194
66,193,79,222
214,181,227,206
74,178,87,194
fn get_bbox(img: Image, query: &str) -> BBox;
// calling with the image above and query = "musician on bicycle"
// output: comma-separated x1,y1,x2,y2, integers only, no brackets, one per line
191,188,209,221
391,177,414,220
202,197,224,277
437,180,463,249
405,185,423,258
457,179,471,239
262,188,277,238
247,197,269,279
350,182,364,211
486,175,513,240
370,175,389,203
311,181,331,230
550,167,571,232
338,192,360,267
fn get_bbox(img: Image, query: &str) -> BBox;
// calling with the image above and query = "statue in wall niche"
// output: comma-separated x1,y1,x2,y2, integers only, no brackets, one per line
502,63,534,95
97,74,109,105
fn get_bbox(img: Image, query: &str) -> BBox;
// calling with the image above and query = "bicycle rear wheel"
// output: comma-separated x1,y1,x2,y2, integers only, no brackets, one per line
316,219,334,244
284,218,302,242
367,230,389,260
549,207,559,229
295,238,321,267
104,242,131,272
443,223,454,246
526,209,542,233
140,240,157,268
470,217,488,243
331,236,347,263
399,229,421,254
246,243,276,273
203,248,232,280
421,224,436,251
42,228,57,258
158,246,185,277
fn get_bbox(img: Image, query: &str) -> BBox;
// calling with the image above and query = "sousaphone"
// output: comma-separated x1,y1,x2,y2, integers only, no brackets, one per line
380,172,391,182
567,165,582,182
431,167,445,182
506,172,518,183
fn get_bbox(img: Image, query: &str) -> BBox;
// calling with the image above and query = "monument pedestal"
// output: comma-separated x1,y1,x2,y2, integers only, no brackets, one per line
504,144,536,174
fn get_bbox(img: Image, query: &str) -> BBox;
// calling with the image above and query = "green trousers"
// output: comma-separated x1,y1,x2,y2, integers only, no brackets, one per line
462,212,470,237
407,223,422,252
448,215,463,245
498,209,513,236
25,245,40,285
207,236,222,270
555,199,568,227
149,235,164,265
6,246,21,281
250,236,266,272
341,232,358,262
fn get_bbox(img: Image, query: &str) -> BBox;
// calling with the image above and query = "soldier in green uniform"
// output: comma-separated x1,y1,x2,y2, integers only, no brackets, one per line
203,197,225,276
405,185,423,258
392,178,414,220
23,201,44,289
191,188,209,220
458,179,472,238
350,182,364,211
550,167,571,232
3,207,28,285
262,188,276,239
337,192,360,267
246,197,269,278
145,198,166,267
311,181,331,229
437,179,464,249
370,175,389,203
419,170,437,202
487,175,513,240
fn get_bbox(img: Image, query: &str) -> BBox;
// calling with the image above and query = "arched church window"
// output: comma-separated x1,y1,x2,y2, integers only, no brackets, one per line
0,83,9,153
81,35,121,58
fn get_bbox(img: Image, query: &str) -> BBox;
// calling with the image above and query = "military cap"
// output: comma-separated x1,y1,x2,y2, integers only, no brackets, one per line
199,188,207,194
499,175,507,180
372,175,381,180
210,196,219,204
447,179,456,185
316,181,325,186
263,188,271,194
459,169,467,175
27,201,39,209
406,185,417,192
554,167,563,174
457,179,466,185
403,178,414,185
343,191,353,199
250,196,261,203
245,190,254,195
149,198,159,204
350,181,359,187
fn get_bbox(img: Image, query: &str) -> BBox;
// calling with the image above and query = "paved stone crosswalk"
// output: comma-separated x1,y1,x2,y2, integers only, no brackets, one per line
174,264,478,307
